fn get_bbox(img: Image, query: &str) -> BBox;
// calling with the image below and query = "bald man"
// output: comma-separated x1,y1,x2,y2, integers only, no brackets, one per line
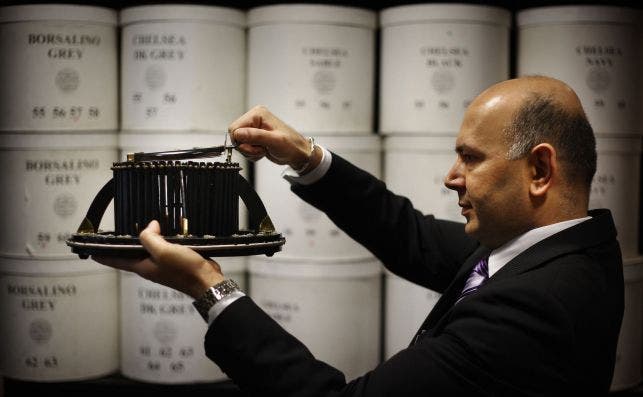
97,77,624,395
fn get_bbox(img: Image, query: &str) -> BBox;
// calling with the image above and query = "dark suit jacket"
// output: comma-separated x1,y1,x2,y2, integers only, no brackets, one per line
205,153,624,396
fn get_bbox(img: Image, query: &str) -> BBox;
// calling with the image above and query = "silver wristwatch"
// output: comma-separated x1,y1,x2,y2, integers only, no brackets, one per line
192,279,240,322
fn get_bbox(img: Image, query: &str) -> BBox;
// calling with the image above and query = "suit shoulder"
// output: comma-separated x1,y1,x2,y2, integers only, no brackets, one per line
545,253,622,317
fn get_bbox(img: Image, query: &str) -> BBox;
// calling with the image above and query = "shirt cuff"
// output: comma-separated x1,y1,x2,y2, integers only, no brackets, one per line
282,145,332,186
206,290,246,326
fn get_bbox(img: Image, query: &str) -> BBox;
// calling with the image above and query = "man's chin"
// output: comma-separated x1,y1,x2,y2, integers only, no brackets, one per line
463,220,479,237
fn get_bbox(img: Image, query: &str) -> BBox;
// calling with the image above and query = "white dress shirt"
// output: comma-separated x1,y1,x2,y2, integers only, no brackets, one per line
487,217,591,277
282,145,333,185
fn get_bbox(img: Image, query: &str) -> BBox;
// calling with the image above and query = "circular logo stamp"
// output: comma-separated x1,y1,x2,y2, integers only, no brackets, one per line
55,68,80,92
145,65,166,90
29,318,53,344
431,70,455,94
586,67,610,93
312,70,336,95
153,320,177,345
53,193,77,218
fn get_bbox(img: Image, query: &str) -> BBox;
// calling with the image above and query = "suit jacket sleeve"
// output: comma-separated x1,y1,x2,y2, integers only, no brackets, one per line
205,252,617,396
289,152,478,292
202,153,487,395
205,296,493,396
203,156,622,396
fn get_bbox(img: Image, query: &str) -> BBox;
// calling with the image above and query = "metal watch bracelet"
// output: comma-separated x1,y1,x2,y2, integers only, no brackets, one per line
192,279,240,322
292,136,316,174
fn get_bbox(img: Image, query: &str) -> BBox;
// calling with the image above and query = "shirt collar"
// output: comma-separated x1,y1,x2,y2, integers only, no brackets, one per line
488,216,592,277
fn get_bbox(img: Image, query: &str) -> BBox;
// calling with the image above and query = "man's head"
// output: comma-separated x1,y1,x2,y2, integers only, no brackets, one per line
444,76,596,248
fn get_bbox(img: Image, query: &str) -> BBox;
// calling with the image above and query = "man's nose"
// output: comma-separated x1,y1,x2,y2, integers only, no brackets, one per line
444,159,464,193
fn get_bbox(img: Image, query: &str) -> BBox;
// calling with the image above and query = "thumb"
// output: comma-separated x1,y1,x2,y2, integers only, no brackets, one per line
139,220,169,260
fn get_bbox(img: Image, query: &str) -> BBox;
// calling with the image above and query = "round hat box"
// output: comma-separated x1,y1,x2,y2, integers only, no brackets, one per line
248,256,382,379
0,257,118,381
0,5,118,131
517,6,641,135
119,5,245,132
247,4,376,134
379,4,510,134
0,133,117,259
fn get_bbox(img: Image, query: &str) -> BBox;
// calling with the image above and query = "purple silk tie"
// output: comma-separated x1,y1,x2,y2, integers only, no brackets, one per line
456,257,489,304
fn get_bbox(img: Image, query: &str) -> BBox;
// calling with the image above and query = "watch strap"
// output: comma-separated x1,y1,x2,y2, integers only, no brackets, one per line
193,279,240,322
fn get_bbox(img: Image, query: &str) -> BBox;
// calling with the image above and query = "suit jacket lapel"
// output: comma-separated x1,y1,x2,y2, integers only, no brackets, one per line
417,245,491,335
485,208,618,285
413,209,617,343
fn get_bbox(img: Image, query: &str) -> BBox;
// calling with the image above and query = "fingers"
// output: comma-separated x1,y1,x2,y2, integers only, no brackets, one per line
138,220,171,262
236,143,267,161
232,127,277,147
92,221,164,270
252,114,264,129
147,219,161,234
128,257,163,281
229,106,314,168
95,220,219,298
228,105,276,134
139,220,206,267
92,255,140,271
92,220,169,280
232,127,288,162
91,255,159,282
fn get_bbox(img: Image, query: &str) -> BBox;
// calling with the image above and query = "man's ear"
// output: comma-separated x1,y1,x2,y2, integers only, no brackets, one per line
528,143,557,197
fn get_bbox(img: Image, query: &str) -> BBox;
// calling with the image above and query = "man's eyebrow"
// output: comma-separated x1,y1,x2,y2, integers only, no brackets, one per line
455,144,485,156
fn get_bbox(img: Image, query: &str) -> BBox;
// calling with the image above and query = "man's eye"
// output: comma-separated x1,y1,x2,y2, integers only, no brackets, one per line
461,154,474,162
